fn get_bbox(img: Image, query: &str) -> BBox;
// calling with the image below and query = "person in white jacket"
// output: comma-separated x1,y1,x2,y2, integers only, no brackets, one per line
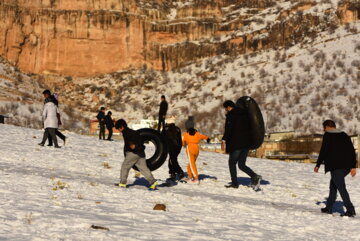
38,90,61,148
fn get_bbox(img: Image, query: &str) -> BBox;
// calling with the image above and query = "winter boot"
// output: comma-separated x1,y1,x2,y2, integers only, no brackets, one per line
251,175,262,187
178,172,185,180
321,207,332,214
225,183,239,189
341,210,356,217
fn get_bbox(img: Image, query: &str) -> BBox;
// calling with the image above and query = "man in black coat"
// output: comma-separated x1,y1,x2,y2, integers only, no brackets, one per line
96,107,106,140
314,120,357,217
221,100,261,189
162,117,184,180
105,111,114,141
158,95,168,131
115,119,158,190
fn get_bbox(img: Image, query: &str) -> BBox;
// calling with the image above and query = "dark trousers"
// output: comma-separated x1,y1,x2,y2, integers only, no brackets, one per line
326,169,355,212
99,124,105,140
107,128,113,140
48,129,65,145
229,149,256,185
168,150,184,176
158,116,165,131
41,128,58,147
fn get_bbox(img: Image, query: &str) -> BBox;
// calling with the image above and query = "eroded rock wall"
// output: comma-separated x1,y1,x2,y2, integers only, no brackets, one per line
0,0,359,77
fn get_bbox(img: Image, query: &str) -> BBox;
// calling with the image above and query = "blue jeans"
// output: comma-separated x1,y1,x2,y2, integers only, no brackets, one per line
326,169,355,212
229,149,256,185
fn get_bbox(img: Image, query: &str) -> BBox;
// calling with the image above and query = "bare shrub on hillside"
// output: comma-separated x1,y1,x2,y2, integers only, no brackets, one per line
351,60,360,68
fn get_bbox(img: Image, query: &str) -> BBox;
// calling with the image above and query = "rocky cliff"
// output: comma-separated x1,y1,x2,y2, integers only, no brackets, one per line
0,0,359,77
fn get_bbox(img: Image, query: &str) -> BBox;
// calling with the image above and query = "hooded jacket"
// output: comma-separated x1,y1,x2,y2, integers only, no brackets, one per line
316,129,356,173
122,127,146,158
43,101,59,129
222,107,252,153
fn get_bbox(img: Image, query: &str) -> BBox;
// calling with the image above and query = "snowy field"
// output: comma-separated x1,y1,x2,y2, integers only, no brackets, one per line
1,124,360,241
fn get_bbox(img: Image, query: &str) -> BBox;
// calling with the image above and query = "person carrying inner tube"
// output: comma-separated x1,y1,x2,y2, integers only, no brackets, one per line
182,128,209,184
115,119,158,190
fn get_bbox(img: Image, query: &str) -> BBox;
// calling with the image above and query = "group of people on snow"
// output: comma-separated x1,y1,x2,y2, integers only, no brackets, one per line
37,90,357,217
96,107,114,141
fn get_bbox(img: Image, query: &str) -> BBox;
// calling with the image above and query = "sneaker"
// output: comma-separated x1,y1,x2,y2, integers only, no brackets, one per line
149,181,158,190
38,143,44,146
225,183,239,189
341,210,356,217
191,179,200,185
63,137,67,145
321,207,332,214
116,183,127,188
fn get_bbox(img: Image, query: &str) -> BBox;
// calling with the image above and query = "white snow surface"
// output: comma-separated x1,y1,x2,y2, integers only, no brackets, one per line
1,124,360,240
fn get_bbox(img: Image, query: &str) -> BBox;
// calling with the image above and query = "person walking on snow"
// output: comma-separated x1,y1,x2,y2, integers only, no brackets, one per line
314,120,357,217
162,117,184,181
221,100,262,189
38,90,61,148
158,95,168,131
182,128,209,184
115,119,158,190
96,107,106,140
105,111,114,141
46,92,66,146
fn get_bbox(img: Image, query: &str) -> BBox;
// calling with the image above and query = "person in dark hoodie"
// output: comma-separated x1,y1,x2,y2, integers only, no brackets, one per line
162,117,184,181
314,120,357,217
105,111,114,141
221,100,262,189
158,95,168,131
96,107,106,140
115,119,158,190
185,116,194,131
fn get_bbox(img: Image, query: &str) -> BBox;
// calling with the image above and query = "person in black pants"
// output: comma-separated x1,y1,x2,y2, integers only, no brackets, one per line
314,120,357,217
105,111,114,141
158,95,168,131
162,117,184,180
96,107,106,140
221,100,262,189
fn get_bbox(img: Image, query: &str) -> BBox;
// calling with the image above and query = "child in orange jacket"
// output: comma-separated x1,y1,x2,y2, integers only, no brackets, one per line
182,128,209,184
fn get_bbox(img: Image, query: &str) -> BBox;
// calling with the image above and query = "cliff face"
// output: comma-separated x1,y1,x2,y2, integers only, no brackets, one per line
0,0,359,77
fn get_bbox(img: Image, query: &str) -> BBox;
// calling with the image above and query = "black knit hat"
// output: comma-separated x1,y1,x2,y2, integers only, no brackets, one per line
43,89,51,95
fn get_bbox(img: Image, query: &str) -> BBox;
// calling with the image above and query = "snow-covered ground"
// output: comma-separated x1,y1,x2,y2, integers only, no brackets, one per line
1,124,360,240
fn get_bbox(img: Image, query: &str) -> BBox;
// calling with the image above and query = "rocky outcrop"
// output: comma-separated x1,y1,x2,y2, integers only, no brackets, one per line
0,0,358,77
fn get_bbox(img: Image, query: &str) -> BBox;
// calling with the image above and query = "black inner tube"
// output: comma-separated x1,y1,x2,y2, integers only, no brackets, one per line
133,128,168,171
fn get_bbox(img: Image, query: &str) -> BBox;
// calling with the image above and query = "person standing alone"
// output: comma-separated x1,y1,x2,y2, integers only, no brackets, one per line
96,107,106,140
314,120,357,217
158,95,168,131
221,100,262,189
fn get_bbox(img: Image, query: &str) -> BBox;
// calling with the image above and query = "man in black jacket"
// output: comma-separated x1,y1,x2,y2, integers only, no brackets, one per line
105,111,114,141
314,120,357,217
96,107,106,140
158,95,168,131
221,100,261,189
115,119,158,190
162,117,184,181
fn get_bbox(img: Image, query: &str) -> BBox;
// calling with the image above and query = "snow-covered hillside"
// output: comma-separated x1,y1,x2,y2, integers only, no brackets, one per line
1,124,359,240
68,21,360,136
